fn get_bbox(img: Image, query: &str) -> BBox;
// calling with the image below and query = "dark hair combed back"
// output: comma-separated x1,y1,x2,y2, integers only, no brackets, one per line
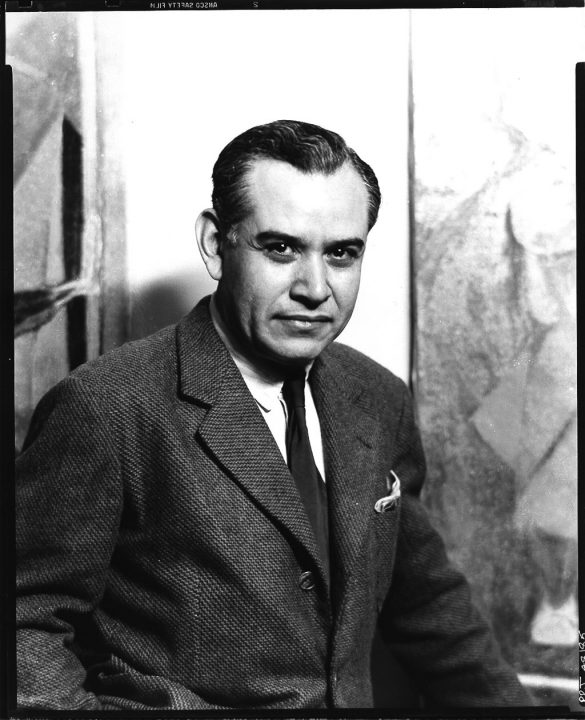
211,119,381,235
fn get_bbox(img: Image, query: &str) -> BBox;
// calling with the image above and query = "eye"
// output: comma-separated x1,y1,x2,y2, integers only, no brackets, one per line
268,242,291,254
327,245,360,265
265,242,296,261
329,246,352,259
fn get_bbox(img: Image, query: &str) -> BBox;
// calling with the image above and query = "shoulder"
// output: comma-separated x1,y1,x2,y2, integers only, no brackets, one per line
316,341,413,426
322,341,409,397
23,323,186,452
69,324,178,392
30,324,182,429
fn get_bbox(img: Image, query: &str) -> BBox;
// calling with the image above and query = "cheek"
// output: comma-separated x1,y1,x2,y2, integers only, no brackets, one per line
238,280,277,329
224,260,265,313
332,271,362,310
244,267,289,307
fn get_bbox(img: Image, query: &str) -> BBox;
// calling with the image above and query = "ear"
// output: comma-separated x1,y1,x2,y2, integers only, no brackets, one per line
195,209,224,281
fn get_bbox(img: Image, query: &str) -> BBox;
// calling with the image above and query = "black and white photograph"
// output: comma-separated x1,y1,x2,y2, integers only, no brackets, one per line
5,3,583,714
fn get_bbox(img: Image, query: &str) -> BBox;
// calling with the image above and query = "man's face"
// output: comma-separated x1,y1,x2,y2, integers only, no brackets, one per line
215,159,370,372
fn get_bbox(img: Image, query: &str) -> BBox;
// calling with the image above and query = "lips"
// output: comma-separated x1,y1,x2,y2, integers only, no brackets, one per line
277,315,331,322
274,315,332,333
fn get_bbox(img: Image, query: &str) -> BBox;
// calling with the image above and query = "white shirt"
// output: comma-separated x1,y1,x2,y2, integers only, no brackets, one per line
209,295,326,481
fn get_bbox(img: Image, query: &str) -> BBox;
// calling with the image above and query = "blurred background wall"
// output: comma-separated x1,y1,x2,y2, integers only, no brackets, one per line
11,11,127,451
9,5,582,710
410,9,580,708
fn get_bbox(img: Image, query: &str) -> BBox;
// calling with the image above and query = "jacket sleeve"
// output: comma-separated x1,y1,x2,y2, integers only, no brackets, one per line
16,377,123,710
15,377,215,712
378,386,532,708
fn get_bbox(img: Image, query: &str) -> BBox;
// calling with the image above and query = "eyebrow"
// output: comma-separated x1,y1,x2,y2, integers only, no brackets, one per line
255,230,365,250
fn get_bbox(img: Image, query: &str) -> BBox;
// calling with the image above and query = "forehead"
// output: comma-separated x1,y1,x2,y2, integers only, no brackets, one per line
242,159,370,239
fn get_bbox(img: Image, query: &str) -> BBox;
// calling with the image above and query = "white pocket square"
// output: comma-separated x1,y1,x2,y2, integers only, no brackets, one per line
374,470,401,513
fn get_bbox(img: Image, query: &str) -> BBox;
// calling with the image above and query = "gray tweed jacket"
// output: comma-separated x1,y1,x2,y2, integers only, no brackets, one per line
15,296,530,711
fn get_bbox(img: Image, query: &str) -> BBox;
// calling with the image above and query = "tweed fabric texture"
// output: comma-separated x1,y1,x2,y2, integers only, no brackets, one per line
15,297,531,710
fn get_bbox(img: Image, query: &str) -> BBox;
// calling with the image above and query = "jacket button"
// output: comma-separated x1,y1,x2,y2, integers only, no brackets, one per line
299,570,315,590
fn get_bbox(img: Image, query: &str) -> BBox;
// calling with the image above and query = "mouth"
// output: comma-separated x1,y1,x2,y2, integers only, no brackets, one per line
279,314,330,322
276,315,332,329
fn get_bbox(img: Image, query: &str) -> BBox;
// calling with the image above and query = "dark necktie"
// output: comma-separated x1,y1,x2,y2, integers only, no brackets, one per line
282,374,329,569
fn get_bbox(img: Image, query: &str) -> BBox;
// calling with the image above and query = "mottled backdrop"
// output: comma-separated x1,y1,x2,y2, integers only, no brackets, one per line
411,9,580,705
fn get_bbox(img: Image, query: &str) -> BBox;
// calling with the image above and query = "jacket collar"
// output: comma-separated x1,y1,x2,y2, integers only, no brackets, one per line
176,296,236,406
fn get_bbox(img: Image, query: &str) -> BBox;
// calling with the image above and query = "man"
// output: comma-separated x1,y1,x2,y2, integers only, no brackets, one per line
16,120,531,710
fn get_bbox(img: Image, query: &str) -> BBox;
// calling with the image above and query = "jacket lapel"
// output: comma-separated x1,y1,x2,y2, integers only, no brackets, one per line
310,351,380,610
175,298,328,588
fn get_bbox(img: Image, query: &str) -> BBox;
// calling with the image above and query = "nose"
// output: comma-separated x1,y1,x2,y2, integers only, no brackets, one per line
290,254,331,307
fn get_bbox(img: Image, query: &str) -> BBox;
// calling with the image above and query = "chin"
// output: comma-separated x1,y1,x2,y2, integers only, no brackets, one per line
270,343,326,368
